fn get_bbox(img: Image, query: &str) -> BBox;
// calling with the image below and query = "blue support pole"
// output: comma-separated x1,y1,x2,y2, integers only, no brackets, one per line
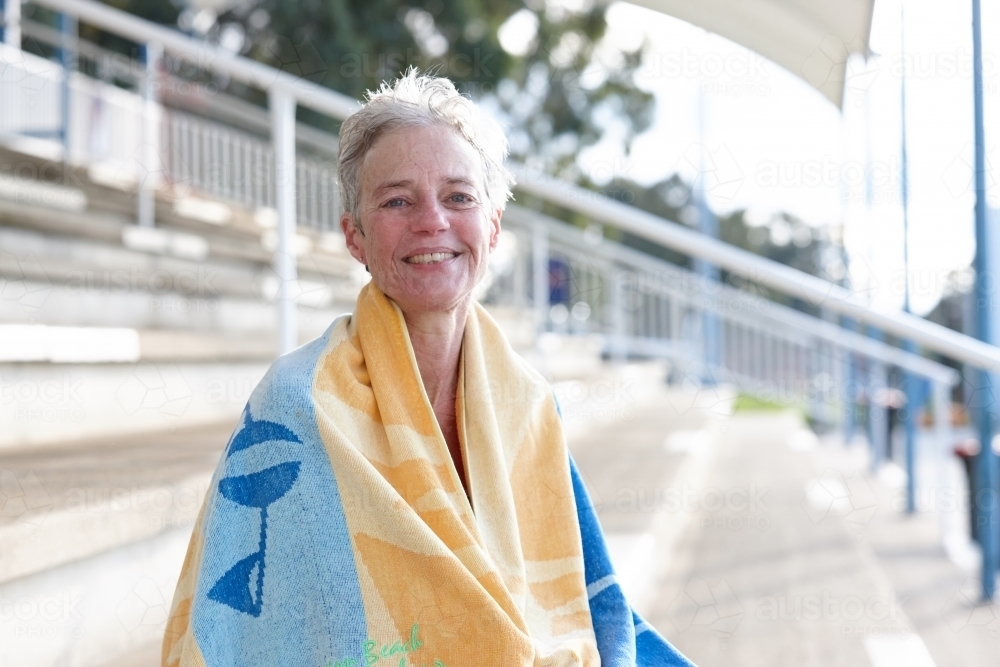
695,84,720,384
867,327,887,473
972,0,998,602
902,342,921,514
58,12,77,163
843,317,857,443
696,200,720,381
900,7,918,514
861,71,885,469
1,0,20,47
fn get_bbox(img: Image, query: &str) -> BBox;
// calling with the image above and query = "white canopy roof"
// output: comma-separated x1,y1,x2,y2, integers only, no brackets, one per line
625,0,875,108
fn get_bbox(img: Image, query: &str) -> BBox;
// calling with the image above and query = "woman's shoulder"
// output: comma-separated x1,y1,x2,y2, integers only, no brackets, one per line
218,314,353,463
252,313,353,405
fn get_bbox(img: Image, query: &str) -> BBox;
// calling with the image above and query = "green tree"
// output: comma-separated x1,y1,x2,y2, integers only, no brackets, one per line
240,0,653,174
62,0,652,176
532,173,849,310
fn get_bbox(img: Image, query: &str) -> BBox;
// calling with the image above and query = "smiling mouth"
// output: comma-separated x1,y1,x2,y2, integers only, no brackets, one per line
404,252,458,265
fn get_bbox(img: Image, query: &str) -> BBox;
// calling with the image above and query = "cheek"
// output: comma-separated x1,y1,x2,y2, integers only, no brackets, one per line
374,247,395,272
366,229,398,269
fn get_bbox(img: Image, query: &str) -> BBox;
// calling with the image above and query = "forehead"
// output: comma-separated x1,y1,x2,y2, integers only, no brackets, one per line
359,125,485,197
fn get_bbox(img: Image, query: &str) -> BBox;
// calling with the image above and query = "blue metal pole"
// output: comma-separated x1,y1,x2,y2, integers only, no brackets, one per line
697,199,720,381
902,341,920,513
867,328,887,473
900,7,918,514
0,0,18,46
695,84,720,384
58,12,77,163
861,75,886,470
972,0,998,602
843,317,857,443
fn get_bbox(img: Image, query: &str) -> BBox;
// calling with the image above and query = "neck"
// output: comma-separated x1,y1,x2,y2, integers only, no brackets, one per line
400,298,472,498
401,298,470,410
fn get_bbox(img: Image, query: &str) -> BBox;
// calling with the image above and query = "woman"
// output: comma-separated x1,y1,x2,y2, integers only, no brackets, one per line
162,70,694,667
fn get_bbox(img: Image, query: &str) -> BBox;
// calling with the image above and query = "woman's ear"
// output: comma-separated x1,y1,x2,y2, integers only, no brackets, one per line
489,207,503,251
340,212,368,266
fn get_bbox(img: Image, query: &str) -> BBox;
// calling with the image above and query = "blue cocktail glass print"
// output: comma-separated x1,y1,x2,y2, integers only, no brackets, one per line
208,411,303,617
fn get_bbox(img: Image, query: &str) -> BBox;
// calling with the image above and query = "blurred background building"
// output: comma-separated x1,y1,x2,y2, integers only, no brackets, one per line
0,0,999,665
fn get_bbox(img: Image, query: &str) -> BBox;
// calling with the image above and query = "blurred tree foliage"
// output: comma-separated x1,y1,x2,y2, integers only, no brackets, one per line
602,175,847,310
519,173,849,307
61,0,653,178
25,0,846,297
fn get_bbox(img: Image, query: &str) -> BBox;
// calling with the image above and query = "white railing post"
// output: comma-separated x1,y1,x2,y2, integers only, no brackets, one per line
869,361,888,472
137,41,162,227
763,331,773,394
832,344,845,435
669,298,683,384
270,86,298,356
3,0,21,47
511,230,527,312
808,341,820,421
609,269,627,364
669,299,682,341
933,380,952,471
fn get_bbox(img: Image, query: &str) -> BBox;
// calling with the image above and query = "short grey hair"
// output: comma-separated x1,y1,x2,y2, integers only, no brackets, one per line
337,68,515,230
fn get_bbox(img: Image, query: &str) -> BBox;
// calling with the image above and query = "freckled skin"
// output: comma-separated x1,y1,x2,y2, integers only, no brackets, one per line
340,125,501,314
340,125,503,496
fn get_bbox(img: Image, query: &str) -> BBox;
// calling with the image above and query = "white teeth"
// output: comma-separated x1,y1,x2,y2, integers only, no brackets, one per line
406,252,457,264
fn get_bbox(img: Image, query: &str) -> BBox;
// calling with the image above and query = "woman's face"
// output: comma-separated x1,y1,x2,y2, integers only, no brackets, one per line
341,124,501,315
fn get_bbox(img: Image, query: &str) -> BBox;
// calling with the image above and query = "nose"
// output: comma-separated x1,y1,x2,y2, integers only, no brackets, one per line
409,196,450,234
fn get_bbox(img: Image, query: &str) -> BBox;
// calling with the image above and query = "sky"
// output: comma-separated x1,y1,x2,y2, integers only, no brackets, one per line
579,0,1000,316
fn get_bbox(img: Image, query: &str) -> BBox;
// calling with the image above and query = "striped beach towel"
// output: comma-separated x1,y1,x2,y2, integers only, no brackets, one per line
162,282,694,666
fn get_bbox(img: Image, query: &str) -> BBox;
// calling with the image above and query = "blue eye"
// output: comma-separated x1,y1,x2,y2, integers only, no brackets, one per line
384,198,405,208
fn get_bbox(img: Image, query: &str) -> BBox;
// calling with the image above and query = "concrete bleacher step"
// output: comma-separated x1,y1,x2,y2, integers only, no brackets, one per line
0,420,234,585
4,158,343,294
0,142,368,451
0,146,361,349
0,184,356,280
0,354,702,667
0,420,234,667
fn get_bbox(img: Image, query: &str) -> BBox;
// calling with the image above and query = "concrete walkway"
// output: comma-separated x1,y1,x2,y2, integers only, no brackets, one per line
569,395,1000,667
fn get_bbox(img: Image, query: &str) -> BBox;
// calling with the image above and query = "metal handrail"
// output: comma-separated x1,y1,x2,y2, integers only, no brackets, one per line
17,15,342,157
512,166,1000,372
26,0,1000,375
21,0,1000,371
508,207,959,385
31,0,359,120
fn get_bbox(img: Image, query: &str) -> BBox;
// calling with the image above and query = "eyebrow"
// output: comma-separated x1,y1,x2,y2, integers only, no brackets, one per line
371,177,479,198
372,180,411,197
443,177,478,189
